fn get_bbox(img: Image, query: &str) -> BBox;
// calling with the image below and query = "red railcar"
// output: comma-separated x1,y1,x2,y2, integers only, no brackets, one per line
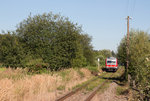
105,57,118,72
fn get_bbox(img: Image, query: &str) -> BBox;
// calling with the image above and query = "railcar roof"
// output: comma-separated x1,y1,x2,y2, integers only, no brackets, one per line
107,57,117,59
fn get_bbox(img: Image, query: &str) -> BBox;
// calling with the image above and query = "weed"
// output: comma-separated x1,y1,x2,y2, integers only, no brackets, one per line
0,68,27,80
86,79,105,91
72,76,96,90
86,66,99,72
116,86,129,95
77,69,84,78
98,81,110,93
57,85,65,90
58,70,70,81
0,67,6,71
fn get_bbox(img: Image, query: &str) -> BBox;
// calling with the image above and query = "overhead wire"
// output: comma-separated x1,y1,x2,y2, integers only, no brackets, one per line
126,0,136,29
131,0,136,18
126,0,129,16
131,0,136,29
126,0,136,17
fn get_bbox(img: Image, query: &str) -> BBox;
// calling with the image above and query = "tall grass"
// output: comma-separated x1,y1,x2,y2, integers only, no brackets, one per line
0,67,92,101
0,68,28,81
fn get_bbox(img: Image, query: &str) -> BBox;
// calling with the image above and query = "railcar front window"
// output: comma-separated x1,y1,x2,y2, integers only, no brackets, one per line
107,61,116,63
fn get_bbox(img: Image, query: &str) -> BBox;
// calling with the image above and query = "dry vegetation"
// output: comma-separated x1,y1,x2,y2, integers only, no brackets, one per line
0,67,93,101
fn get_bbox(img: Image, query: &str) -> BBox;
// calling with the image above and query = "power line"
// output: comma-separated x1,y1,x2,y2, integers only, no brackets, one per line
126,0,136,29
126,0,129,16
126,0,136,17
131,0,136,17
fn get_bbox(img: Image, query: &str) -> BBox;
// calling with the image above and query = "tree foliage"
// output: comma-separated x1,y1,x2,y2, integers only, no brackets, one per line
0,12,94,70
0,33,26,67
94,49,113,66
117,29,150,99
80,34,95,65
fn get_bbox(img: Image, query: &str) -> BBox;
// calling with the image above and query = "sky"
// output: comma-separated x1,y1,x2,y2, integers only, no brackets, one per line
0,0,150,51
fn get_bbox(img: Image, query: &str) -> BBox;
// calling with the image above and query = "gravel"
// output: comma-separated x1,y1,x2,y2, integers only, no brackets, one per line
91,82,128,101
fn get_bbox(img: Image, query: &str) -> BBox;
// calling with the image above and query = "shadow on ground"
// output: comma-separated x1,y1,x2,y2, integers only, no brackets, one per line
101,68,126,86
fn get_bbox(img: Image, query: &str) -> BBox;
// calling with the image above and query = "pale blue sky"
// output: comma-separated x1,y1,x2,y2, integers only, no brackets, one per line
0,0,150,51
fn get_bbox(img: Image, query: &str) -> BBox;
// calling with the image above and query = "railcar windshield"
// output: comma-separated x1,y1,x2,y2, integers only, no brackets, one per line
107,61,116,63
107,61,116,65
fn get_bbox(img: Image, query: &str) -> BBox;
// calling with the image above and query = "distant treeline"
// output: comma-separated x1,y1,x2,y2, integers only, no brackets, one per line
0,12,95,70
94,49,116,66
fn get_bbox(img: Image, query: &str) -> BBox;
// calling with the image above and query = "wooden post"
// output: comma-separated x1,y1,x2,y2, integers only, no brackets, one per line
126,16,131,82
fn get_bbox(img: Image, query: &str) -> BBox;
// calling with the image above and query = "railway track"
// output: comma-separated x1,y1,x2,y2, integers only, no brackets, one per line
55,73,106,101
85,68,124,101
55,67,124,101
55,76,99,101
84,73,114,101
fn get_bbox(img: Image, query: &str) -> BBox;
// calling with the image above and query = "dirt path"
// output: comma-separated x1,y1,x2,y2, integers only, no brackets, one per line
91,82,128,101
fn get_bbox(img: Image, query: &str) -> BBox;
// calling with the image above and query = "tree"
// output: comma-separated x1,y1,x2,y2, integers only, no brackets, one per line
117,37,127,66
94,49,112,66
15,12,94,70
80,34,95,65
0,33,25,67
0,12,94,70
111,50,116,57
117,29,150,99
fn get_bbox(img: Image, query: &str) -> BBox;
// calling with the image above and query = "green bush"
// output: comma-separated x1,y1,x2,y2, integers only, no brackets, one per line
0,12,94,71
0,34,26,68
117,29,150,99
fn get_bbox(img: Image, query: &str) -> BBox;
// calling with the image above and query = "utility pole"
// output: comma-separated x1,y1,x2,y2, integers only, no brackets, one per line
126,16,131,82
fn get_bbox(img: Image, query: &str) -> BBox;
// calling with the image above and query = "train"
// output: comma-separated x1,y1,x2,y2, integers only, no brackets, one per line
105,57,118,72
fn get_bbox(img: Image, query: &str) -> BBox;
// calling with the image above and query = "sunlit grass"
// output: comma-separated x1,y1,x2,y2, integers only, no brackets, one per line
0,67,93,101
57,69,71,81
0,68,28,81
72,76,97,90
85,78,105,91
0,67,6,72
86,66,99,72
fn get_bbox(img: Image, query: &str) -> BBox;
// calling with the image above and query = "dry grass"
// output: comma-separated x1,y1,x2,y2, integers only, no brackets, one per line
0,68,92,101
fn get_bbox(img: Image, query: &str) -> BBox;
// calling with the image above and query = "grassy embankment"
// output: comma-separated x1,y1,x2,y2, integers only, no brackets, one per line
0,66,98,101
114,67,134,100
